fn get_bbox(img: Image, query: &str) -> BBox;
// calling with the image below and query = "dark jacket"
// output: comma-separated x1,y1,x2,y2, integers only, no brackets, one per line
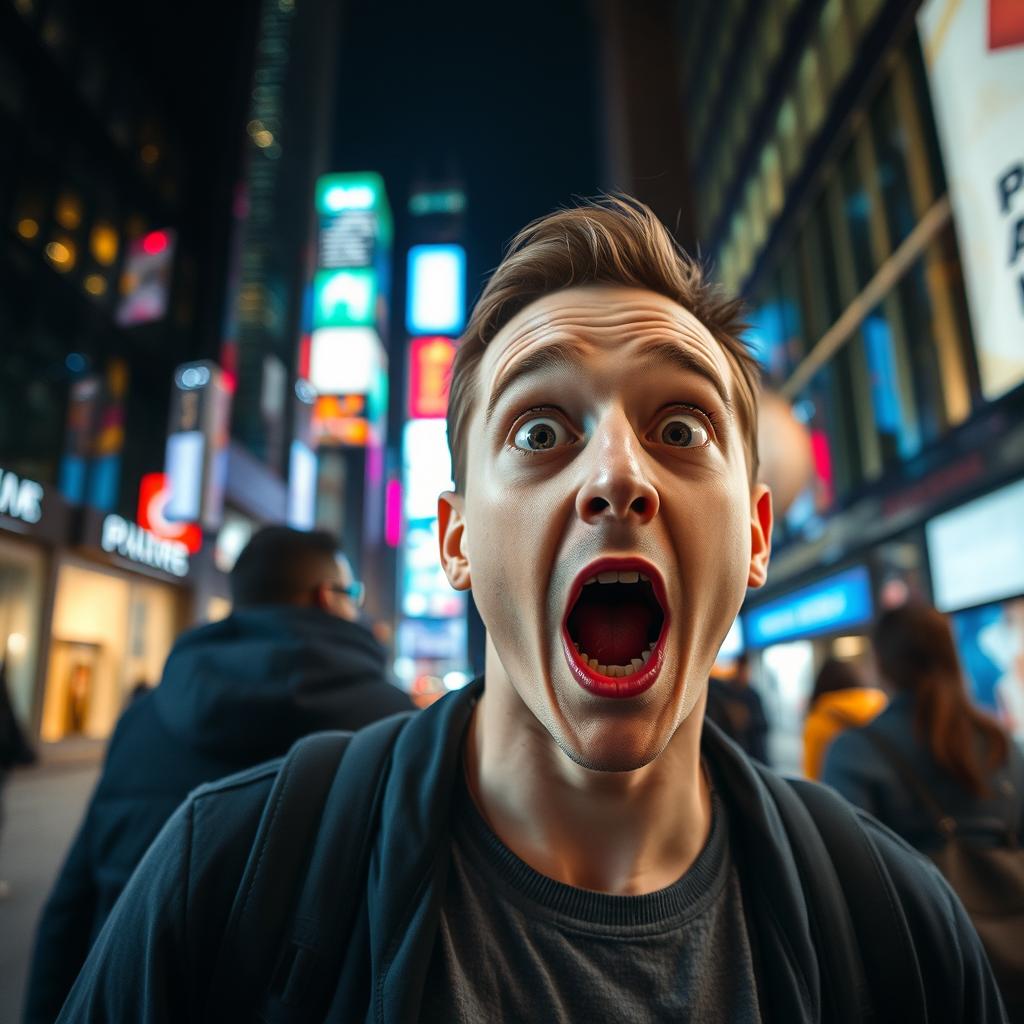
56,680,1005,1023
822,692,1024,853
25,607,413,1024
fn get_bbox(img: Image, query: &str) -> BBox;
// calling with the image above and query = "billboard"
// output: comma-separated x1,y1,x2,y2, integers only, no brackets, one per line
116,229,176,327
313,268,378,329
918,0,1024,399
163,361,232,529
744,566,873,648
925,477,1024,612
951,597,1024,741
408,336,456,418
406,245,465,335
309,327,384,396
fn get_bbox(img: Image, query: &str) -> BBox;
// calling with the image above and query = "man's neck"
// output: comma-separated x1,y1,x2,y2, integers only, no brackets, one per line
464,657,711,896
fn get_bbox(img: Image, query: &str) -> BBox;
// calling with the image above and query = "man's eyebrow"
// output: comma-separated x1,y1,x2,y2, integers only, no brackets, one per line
635,340,734,414
484,340,590,423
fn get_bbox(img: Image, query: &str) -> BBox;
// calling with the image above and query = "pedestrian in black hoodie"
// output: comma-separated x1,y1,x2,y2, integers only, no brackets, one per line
23,526,413,1023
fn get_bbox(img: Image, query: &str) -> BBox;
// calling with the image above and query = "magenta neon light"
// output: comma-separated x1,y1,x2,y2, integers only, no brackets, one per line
385,478,402,548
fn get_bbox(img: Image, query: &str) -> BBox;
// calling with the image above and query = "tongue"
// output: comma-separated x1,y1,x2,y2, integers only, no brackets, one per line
574,601,653,665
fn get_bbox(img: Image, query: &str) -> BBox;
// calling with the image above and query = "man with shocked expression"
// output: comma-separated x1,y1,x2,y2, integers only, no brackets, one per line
439,284,771,897
57,198,1006,1023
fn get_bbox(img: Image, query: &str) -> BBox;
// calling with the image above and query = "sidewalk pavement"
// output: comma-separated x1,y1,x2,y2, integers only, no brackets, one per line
0,744,103,1023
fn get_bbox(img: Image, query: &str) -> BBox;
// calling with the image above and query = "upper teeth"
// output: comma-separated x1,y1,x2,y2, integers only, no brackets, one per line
585,569,650,586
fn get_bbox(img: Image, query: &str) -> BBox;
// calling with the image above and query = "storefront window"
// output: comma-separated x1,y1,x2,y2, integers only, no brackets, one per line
40,557,183,741
0,535,46,728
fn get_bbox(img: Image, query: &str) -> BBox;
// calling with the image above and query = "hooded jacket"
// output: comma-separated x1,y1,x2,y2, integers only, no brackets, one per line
56,679,1005,1024
24,607,412,1024
803,686,888,780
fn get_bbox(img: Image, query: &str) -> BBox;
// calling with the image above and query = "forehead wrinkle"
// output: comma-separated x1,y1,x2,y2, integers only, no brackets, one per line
484,335,592,424
479,287,736,426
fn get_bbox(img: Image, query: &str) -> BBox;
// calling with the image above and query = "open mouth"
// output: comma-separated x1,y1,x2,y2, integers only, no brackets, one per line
561,557,669,698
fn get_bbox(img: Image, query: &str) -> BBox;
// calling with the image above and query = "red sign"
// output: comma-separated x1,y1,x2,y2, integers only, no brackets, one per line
137,473,203,553
408,336,456,419
990,0,1024,49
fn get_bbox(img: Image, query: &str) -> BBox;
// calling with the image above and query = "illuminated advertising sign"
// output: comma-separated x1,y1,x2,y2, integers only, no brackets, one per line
743,566,873,647
918,0,1024,399
402,419,453,519
311,395,371,447
408,336,456,418
137,472,202,554
58,376,101,503
287,440,318,530
926,478,1024,612
316,173,386,215
406,244,465,335
315,172,392,267
309,326,384,396
116,229,177,327
101,514,189,578
399,418,463,621
402,517,465,618
398,616,466,661
0,466,44,525
164,360,231,529
318,209,377,269
313,269,377,329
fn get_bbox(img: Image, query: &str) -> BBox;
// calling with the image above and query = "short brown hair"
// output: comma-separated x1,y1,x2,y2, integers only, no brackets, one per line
446,195,760,491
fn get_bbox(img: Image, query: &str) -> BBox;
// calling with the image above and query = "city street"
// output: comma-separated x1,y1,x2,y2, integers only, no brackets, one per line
0,747,101,1022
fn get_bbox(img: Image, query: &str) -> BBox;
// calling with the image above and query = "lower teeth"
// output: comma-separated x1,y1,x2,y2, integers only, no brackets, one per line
575,643,655,676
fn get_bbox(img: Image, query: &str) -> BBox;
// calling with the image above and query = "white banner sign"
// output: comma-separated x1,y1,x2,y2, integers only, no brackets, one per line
918,0,1024,400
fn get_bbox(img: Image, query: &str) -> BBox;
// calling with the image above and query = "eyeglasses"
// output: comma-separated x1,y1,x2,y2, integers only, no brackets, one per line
325,580,365,608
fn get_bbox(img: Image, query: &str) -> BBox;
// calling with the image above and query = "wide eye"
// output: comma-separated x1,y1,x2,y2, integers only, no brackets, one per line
655,411,709,448
513,417,571,452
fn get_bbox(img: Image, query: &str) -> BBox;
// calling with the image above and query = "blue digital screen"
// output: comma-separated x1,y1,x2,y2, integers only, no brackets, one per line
743,565,873,647
406,244,465,335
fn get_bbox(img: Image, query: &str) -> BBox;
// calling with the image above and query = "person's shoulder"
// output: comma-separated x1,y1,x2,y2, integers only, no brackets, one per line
188,757,282,821
785,777,1002,1010
820,720,876,771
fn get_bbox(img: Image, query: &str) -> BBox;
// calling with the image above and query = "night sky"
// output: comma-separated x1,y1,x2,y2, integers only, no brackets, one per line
331,0,606,307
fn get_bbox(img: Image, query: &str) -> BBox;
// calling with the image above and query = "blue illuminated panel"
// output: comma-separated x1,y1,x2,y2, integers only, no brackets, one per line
744,566,873,648
406,244,465,335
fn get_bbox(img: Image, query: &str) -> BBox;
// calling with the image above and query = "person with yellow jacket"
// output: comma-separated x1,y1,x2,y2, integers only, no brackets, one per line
803,657,886,780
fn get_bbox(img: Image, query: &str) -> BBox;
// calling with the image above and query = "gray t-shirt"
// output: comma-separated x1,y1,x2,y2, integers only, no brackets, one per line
420,772,762,1023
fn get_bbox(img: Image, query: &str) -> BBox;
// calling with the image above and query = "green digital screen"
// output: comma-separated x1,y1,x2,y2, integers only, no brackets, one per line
313,268,377,328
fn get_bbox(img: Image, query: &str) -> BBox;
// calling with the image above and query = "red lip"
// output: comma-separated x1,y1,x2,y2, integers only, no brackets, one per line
560,556,670,699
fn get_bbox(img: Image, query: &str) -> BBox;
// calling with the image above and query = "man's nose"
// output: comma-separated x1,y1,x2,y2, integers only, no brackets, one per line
575,414,660,526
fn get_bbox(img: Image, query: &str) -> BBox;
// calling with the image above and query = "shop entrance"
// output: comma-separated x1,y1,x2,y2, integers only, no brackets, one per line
40,557,183,741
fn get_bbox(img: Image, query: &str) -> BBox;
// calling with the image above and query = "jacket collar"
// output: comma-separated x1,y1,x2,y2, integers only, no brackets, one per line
369,678,818,1023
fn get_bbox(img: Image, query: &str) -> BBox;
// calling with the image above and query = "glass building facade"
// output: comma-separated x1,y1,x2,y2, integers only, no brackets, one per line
677,0,990,555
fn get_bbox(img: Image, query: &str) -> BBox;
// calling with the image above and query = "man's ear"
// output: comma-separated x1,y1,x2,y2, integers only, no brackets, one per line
438,491,472,591
747,483,773,589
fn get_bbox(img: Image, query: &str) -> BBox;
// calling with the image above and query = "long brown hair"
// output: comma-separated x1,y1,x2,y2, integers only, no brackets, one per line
872,604,1009,796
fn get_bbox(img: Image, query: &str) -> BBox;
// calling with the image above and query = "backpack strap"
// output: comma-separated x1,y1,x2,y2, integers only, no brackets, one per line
755,769,874,1024
206,714,411,1023
787,776,929,1024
